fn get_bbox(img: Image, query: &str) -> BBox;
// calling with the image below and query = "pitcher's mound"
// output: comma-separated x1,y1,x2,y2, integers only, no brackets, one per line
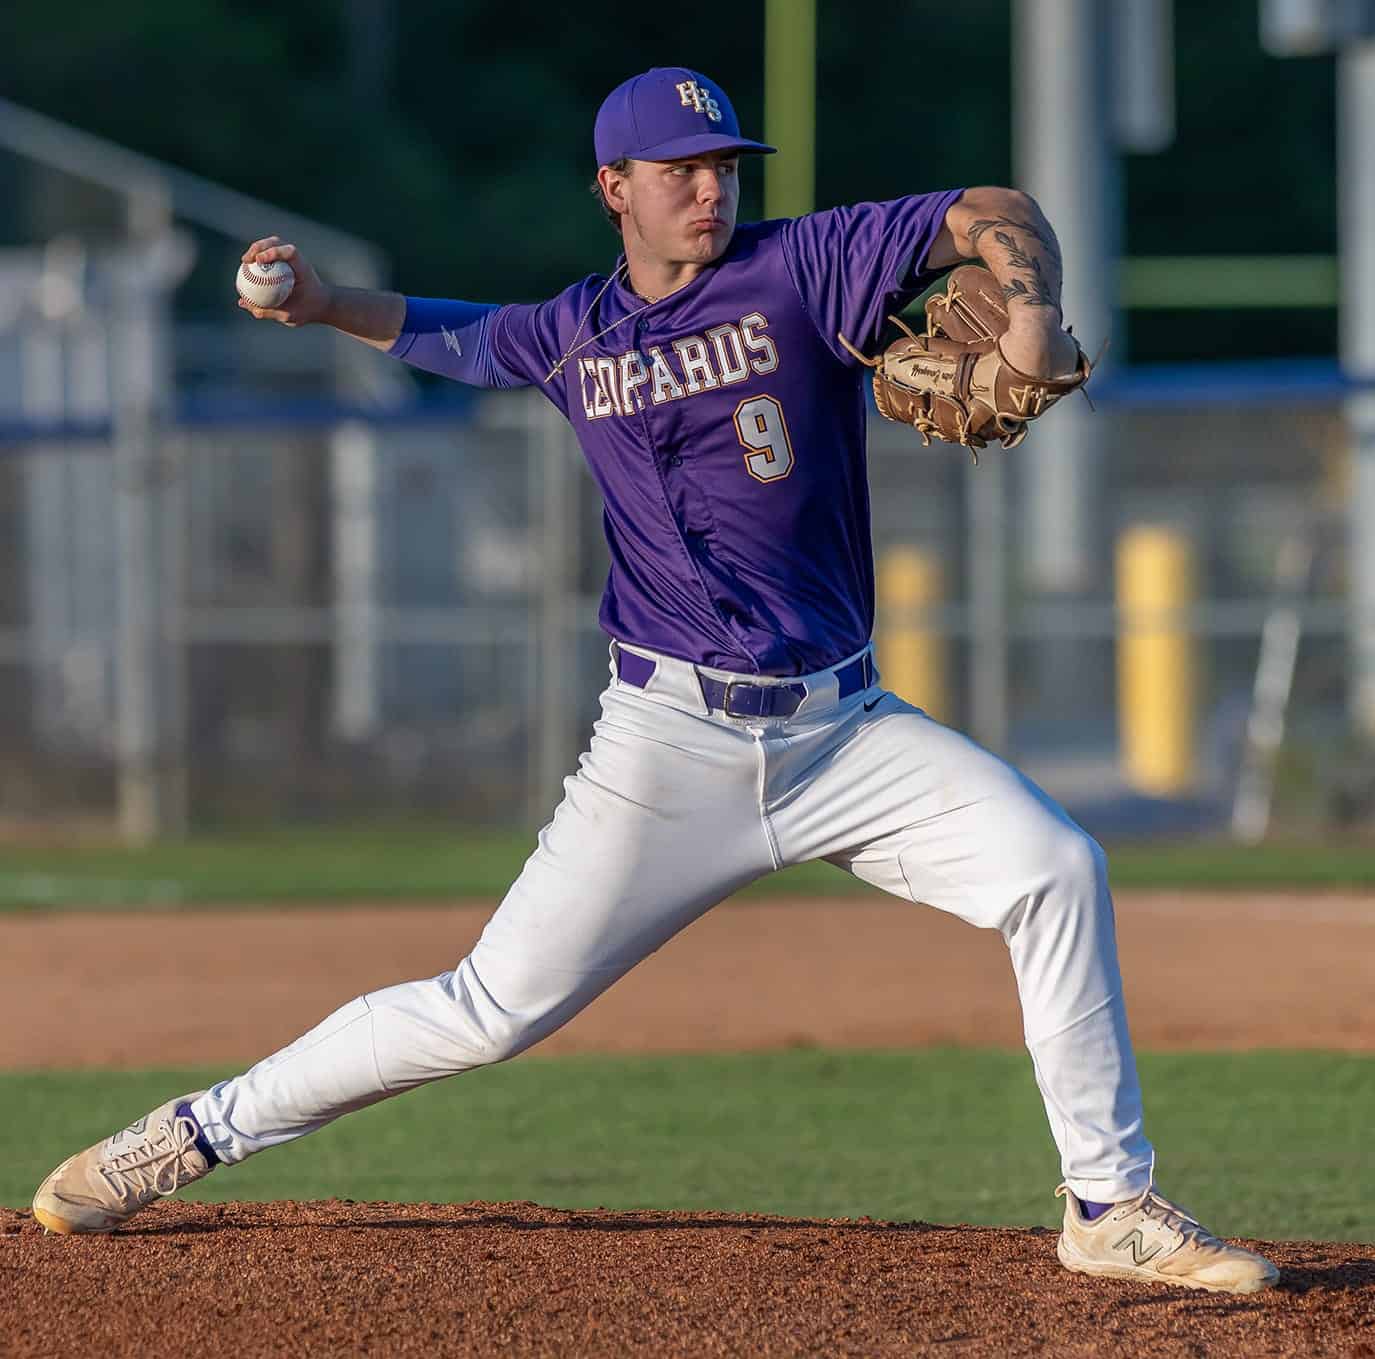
4,1200,1372,1356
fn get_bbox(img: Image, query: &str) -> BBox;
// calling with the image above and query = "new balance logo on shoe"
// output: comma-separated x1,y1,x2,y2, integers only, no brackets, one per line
1113,1228,1163,1266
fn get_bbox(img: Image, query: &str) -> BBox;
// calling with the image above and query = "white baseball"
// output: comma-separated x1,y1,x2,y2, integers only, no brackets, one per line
237,259,295,309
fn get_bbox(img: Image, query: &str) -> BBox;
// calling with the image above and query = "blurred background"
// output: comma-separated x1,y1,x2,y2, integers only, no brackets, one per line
0,0,1365,850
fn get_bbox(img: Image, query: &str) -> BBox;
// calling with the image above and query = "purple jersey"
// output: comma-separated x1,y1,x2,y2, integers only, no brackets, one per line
389,190,962,675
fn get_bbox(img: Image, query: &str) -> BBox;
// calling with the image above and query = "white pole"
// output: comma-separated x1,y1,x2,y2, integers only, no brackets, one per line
533,392,575,825
331,421,381,742
967,456,1009,755
1232,533,1314,841
110,249,163,842
158,426,189,838
1340,40,1375,739
1013,0,1118,708
19,314,68,745
111,188,190,841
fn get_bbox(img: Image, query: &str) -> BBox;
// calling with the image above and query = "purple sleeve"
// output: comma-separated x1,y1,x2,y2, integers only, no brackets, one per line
387,298,531,390
781,189,966,366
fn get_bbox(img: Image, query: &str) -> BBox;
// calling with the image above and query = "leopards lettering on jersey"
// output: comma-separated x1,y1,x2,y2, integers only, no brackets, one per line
673,336,720,395
578,312,779,420
619,351,650,412
739,312,779,374
647,347,685,404
706,324,751,384
581,358,615,417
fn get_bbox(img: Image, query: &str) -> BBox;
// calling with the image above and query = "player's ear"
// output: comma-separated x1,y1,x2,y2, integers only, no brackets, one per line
598,161,632,216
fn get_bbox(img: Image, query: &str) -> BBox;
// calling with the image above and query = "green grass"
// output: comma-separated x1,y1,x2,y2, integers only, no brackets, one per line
0,827,1373,909
0,825,844,908
5,1049,1372,1241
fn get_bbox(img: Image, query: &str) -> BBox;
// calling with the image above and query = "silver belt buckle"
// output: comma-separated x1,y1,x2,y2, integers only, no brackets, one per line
723,681,755,718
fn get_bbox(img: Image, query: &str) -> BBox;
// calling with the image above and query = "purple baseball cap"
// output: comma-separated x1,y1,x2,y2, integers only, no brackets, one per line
594,67,776,166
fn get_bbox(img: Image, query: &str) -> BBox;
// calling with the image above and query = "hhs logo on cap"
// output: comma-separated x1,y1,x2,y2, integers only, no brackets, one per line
593,68,775,164
676,79,723,123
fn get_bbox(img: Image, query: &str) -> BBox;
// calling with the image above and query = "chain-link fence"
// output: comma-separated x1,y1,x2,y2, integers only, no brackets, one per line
0,384,1353,838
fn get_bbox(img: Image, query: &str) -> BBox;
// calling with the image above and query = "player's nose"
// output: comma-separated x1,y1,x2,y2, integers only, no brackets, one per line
696,171,723,204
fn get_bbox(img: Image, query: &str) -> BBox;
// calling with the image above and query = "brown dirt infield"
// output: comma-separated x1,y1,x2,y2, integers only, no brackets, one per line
4,890,1375,1068
6,890,1375,1355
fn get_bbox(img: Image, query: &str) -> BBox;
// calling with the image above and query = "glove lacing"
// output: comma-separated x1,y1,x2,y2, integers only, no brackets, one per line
837,321,998,461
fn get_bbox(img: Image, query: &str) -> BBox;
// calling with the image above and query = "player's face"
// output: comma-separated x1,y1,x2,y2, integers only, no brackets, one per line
619,152,740,266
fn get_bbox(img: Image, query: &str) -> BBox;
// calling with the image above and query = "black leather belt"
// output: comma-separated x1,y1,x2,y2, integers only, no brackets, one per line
615,647,873,718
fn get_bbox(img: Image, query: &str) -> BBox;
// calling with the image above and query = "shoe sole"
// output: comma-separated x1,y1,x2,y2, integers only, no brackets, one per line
1057,1239,1279,1294
32,1199,123,1235
32,1206,86,1235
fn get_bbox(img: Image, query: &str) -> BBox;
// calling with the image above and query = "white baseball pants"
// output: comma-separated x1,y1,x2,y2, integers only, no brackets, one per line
193,642,1154,1203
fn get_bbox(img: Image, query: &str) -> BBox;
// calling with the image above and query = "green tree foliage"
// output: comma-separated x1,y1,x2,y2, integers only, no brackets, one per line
0,0,1338,358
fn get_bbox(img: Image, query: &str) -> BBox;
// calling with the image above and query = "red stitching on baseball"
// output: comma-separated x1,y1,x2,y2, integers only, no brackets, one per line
242,266,290,287
239,262,292,292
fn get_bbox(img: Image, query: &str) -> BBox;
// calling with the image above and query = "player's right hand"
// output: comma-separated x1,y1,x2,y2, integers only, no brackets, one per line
238,237,332,328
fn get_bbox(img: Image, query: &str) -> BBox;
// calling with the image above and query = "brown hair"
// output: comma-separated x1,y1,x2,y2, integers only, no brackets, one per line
590,158,631,231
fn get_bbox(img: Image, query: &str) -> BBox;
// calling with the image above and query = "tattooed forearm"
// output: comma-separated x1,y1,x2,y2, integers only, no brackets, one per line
966,216,1063,315
1002,275,1056,308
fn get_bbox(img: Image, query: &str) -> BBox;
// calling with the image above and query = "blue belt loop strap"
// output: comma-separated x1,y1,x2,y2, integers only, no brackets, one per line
614,646,658,689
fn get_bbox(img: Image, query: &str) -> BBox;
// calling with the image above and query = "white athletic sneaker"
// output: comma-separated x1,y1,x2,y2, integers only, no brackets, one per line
32,1092,216,1234
1055,1184,1280,1294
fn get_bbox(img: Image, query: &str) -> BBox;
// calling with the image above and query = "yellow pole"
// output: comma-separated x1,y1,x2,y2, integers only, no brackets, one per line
1117,525,1197,795
877,547,948,721
764,0,816,220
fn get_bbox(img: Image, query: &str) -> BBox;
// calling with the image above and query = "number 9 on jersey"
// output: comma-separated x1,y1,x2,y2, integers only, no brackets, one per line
734,395,795,483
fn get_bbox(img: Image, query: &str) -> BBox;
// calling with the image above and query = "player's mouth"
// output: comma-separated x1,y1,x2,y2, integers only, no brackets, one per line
692,217,729,232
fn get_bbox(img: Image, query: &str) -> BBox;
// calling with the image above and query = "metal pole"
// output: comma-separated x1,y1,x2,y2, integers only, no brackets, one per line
967,456,1009,755
331,421,381,742
327,246,393,750
1340,40,1375,740
111,219,163,841
532,392,575,825
1114,0,1175,154
159,428,189,837
111,190,192,842
1232,532,1315,842
19,289,68,747
764,0,816,219
1013,0,1118,710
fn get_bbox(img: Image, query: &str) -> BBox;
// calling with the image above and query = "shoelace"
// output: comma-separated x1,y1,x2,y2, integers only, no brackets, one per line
1127,1186,1219,1246
96,1114,202,1205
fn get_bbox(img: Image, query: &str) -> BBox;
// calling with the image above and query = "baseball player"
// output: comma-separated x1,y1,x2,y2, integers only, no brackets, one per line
34,67,1277,1294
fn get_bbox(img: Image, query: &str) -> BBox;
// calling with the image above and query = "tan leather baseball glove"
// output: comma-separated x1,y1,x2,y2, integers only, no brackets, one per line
839,264,1094,460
